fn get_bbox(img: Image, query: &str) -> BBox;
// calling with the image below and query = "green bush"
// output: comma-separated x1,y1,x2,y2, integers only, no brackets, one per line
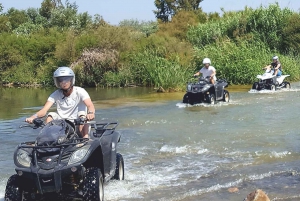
187,4,293,51
194,39,300,84
127,48,193,90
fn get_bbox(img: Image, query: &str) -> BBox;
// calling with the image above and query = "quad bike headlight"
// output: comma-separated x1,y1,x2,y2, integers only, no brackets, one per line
187,85,192,91
68,145,91,165
16,149,31,167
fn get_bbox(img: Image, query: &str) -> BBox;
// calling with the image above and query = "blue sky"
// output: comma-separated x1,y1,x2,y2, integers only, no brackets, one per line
1,0,300,25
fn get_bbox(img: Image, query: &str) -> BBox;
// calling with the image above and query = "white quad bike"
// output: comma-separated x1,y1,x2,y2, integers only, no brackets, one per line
252,69,291,91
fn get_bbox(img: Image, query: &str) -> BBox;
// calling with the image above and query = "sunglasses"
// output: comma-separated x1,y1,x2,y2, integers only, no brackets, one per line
57,76,72,83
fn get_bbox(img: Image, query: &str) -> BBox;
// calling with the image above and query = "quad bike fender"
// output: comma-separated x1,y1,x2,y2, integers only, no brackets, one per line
83,142,105,177
276,75,290,85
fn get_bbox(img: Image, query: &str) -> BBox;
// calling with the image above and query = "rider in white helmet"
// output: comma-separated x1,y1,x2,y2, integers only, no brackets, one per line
194,58,217,84
25,67,95,138
263,56,282,76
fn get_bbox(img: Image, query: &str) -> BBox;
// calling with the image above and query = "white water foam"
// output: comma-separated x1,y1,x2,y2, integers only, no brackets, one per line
248,88,299,94
270,151,291,158
176,100,241,108
159,145,209,155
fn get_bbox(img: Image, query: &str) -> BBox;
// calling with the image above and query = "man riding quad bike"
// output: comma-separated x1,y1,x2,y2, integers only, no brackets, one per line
252,56,290,91
183,58,230,105
4,118,124,201
5,66,124,201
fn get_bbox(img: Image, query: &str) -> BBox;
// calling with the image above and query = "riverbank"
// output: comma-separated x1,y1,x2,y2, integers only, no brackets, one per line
1,4,300,90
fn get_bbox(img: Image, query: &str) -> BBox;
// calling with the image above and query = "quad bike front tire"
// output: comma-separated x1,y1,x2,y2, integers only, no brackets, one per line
270,84,276,91
5,175,22,201
83,167,104,201
183,94,188,104
222,90,230,102
113,153,125,180
207,94,215,105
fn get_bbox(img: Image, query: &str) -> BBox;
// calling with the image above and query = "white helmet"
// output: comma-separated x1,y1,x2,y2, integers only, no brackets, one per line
53,67,75,89
272,56,279,60
203,58,211,65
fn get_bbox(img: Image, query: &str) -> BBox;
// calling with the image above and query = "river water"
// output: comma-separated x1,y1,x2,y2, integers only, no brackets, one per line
1,85,300,201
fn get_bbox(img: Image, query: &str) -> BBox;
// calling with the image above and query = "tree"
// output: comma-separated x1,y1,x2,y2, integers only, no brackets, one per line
154,0,204,22
0,3,3,13
6,8,30,30
40,0,55,19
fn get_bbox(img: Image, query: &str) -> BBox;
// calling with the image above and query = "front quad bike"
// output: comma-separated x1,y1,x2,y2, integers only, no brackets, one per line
183,76,230,105
252,69,290,91
5,118,124,201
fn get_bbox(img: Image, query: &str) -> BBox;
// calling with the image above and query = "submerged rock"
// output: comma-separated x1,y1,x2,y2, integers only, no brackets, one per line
228,187,239,193
244,189,270,201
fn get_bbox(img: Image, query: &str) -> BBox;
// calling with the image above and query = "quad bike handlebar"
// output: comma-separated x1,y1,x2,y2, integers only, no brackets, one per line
20,118,45,129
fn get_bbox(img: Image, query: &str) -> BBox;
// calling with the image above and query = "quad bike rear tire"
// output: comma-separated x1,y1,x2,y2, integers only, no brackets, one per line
222,90,230,102
284,82,291,89
83,167,104,201
207,94,215,105
252,82,259,90
113,153,125,180
5,175,22,201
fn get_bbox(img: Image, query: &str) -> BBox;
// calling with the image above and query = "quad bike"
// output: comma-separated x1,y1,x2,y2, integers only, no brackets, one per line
252,69,290,91
183,76,230,105
4,118,124,201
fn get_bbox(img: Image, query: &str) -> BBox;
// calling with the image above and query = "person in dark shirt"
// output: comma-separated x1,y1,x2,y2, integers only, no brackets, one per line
263,56,282,76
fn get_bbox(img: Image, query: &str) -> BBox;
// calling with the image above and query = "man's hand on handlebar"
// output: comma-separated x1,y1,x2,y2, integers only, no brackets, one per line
25,117,35,124
86,112,95,121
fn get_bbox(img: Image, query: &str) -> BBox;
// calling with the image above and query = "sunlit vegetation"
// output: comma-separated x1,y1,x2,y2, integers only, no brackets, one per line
0,1,300,90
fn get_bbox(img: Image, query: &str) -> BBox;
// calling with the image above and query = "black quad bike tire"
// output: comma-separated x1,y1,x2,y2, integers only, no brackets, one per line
113,153,125,180
5,175,22,201
207,94,215,104
270,84,276,91
222,90,230,102
284,82,291,89
183,94,189,104
83,167,104,201
252,82,259,90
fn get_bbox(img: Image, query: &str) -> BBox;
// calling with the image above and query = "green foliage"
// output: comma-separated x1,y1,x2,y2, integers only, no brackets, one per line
187,4,293,51
0,16,11,33
154,0,204,22
0,3,3,13
1,2,300,90
119,19,158,36
40,0,55,19
6,8,30,30
157,10,199,40
2,61,37,84
282,14,300,53
127,48,193,89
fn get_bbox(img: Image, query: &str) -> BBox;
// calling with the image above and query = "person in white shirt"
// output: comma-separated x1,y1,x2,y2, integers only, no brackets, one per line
25,67,95,138
194,58,217,84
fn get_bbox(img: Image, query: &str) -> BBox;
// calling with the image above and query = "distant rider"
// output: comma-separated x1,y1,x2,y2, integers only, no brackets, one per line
194,58,216,84
25,67,95,138
263,56,282,77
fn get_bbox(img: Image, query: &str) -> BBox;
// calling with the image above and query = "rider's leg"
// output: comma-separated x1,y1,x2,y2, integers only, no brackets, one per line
274,69,278,76
46,112,61,123
79,124,89,138
210,77,215,84
277,70,282,76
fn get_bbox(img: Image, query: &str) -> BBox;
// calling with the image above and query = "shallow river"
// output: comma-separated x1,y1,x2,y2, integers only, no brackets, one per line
1,85,300,201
